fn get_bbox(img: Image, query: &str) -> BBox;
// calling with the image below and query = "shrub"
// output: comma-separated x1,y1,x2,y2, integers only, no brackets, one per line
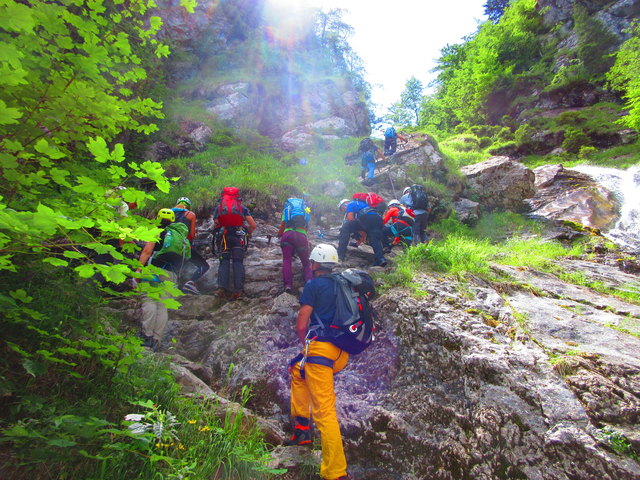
514,124,536,145
562,127,592,153
578,145,598,161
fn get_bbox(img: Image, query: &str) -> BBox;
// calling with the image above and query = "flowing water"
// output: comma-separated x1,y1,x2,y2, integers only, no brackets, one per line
573,165,640,251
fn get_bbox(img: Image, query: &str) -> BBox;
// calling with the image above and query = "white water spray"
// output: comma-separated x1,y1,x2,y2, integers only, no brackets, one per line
573,165,640,251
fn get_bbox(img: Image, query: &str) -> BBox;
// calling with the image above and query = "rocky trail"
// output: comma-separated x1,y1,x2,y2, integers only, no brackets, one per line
117,138,640,479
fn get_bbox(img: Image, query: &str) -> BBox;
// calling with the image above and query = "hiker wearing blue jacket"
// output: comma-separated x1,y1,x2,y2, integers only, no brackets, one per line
286,244,351,480
337,199,386,267
383,126,407,156
358,137,385,180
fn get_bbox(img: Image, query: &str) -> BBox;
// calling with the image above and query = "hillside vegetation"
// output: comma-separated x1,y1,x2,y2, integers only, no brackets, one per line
397,0,640,169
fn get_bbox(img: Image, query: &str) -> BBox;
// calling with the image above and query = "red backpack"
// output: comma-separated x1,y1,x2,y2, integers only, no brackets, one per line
216,187,244,226
352,192,385,208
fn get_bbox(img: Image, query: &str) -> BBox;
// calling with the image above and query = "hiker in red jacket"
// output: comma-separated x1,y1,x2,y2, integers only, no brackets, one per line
212,188,256,300
382,199,415,252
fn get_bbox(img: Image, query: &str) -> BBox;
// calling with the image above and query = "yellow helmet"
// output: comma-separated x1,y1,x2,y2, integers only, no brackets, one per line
157,208,176,223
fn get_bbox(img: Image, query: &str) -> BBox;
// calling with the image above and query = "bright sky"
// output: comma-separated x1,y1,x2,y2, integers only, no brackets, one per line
306,0,487,117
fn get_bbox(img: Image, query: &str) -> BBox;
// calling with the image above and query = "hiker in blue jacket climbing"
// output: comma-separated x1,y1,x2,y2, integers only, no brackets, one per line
358,137,385,180
286,244,352,480
383,125,407,156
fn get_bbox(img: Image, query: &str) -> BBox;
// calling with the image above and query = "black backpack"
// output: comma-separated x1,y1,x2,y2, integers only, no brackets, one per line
311,269,377,355
409,184,429,210
359,137,376,153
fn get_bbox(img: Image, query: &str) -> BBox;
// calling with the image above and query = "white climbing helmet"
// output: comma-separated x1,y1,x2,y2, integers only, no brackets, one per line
388,199,401,207
176,196,192,208
338,198,350,209
309,244,339,265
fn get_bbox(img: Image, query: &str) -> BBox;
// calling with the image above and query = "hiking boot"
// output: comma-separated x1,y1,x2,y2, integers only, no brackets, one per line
230,290,244,300
182,281,200,295
283,287,293,295
137,332,159,351
214,288,227,299
284,417,312,447
372,259,387,267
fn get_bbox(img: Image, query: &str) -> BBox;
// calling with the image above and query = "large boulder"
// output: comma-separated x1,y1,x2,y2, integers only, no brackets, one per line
528,164,619,230
460,157,536,212
453,197,480,225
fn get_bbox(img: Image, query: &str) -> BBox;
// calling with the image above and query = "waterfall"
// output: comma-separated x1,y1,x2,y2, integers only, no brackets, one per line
573,165,640,252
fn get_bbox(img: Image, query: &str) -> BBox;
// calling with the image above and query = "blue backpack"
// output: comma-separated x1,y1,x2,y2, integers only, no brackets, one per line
384,127,397,139
361,150,375,165
283,198,310,228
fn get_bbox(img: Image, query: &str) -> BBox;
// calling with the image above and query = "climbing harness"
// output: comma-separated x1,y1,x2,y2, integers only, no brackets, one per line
289,336,335,380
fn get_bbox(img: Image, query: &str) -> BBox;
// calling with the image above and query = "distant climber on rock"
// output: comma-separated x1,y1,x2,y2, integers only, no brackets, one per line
211,187,257,300
277,196,313,295
172,196,209,295
135,208,191,349
285,243,355,480
358,137,385,182
400,184,431,245
383,125,407,156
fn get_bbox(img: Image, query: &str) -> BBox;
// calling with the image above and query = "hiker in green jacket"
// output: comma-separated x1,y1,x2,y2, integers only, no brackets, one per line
135,208,191,349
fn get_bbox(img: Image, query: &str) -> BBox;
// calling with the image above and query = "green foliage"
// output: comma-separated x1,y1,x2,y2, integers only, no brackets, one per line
562,127,592,153
441,134,481,152
596,427,640,461
387,100,414,126
153,136,364,215
0,1,279,477
547,59,591,91
573,5,618,79
607,21,640,131
386,214,584,284
425,0,548,131
397,77,424,126
484,0,511,23
556,269,640,304
438,135,491,169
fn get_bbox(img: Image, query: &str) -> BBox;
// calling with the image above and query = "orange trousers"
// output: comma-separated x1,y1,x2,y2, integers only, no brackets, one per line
290,340,349,479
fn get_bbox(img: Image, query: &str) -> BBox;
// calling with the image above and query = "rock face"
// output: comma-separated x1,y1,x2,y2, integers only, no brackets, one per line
538,0,640,42
358,133,456,204
153,226,640,479
152,0,370,152
528,164,620,230
199,79,369,152
460,157,536,212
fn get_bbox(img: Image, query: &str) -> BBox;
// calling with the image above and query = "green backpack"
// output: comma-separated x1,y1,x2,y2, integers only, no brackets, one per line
157,222,191,260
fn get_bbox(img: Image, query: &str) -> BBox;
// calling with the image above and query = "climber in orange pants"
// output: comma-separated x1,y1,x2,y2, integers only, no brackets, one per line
286,244,351,480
